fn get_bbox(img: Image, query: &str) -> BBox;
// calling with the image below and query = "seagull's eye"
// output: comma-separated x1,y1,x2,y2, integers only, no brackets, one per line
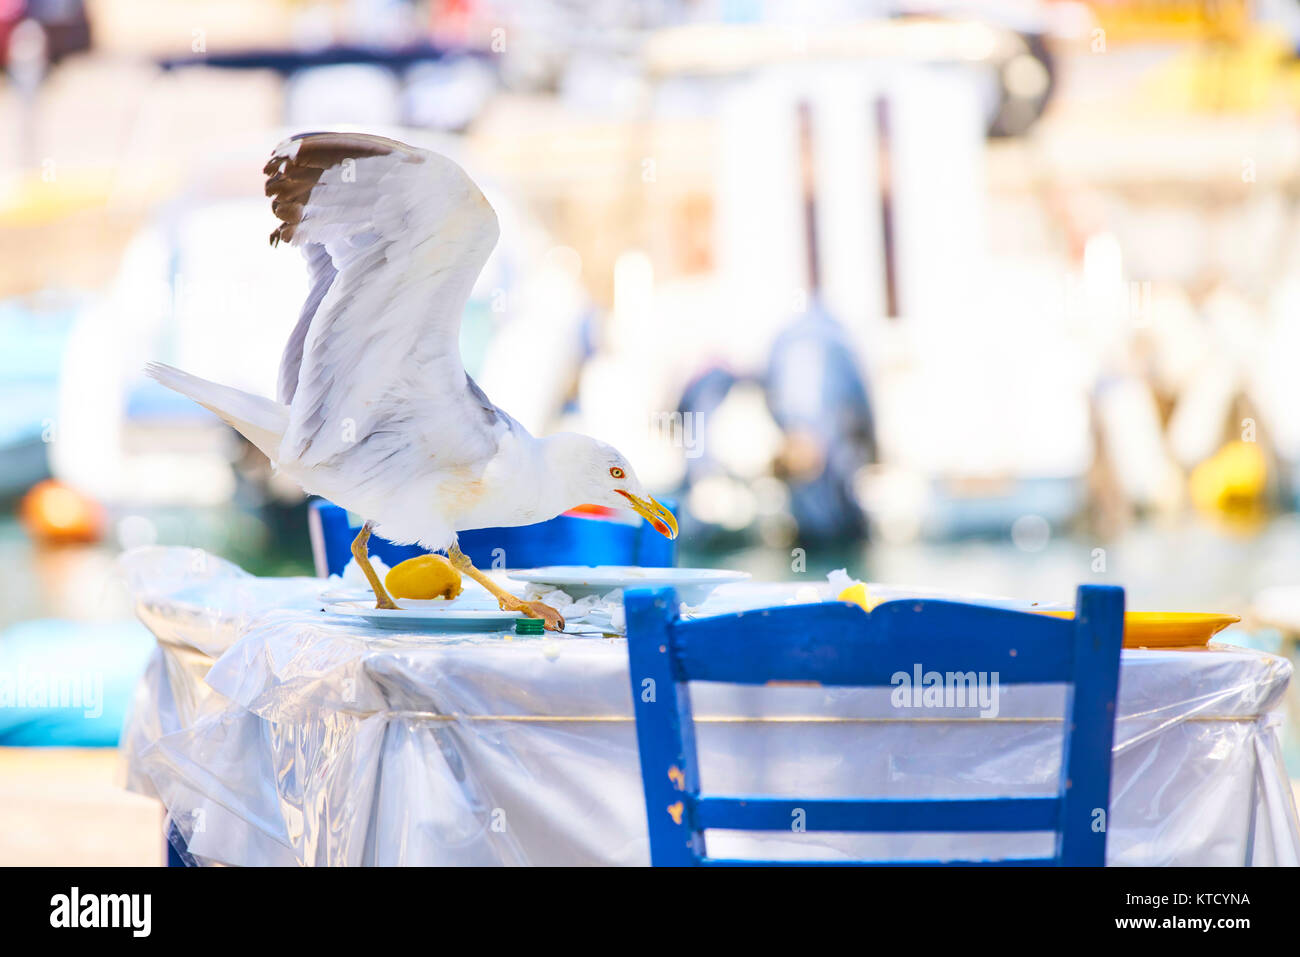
609,466,625,480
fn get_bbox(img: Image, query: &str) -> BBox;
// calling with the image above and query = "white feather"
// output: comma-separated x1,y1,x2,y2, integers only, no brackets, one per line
149,132,655,553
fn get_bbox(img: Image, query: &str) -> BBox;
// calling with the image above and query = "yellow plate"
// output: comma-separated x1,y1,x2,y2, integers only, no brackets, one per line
1037,611,1240,648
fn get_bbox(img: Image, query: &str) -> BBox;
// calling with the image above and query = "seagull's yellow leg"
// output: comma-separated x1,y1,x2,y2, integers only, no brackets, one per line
447,542,565,631
352,521,399,610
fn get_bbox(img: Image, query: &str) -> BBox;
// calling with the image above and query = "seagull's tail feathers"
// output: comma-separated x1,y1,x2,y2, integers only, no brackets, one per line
145,362,289,461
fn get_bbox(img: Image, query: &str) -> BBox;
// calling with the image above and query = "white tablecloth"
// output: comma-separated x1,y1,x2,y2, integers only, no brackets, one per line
120,547,1300,866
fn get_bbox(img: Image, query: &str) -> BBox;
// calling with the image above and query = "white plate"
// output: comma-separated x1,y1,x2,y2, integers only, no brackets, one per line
506,566,750,606
325,596,525,631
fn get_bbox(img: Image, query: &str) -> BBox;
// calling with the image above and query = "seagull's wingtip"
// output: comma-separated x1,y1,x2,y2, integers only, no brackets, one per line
268,135,305,162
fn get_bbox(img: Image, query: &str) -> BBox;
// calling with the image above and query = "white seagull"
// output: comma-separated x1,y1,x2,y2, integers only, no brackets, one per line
147,131,677,629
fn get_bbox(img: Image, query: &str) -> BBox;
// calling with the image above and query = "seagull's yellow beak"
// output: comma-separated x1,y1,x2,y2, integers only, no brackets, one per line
616,490,679,540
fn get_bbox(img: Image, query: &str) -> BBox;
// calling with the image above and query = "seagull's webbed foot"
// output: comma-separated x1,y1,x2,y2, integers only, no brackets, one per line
447,542,566,632
500,597,566,632
352,521,400,610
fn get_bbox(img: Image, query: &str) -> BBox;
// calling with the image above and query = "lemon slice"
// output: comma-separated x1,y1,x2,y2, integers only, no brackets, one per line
837,582,878,613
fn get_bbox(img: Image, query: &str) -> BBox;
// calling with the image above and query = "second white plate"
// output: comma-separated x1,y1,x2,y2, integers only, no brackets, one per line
506,566,750,606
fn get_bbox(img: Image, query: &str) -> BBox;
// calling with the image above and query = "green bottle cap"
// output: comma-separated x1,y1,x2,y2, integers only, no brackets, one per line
515,618,545,635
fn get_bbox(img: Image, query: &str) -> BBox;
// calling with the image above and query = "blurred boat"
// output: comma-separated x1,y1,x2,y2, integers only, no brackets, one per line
158,41,496,132
158,42,484,77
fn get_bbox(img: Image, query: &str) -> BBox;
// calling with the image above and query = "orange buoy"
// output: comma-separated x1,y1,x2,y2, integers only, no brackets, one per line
18,479,104,544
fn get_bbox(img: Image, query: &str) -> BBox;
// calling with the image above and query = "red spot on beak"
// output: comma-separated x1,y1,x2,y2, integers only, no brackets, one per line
615,489,678,540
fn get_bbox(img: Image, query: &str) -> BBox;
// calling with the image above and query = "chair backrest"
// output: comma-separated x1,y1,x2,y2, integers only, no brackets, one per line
308,499,677,577
624,584,1124,866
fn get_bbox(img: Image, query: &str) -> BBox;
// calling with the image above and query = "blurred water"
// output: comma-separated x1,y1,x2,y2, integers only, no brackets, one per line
10,502,1300,629
3,506,1297,774
0,503,310,631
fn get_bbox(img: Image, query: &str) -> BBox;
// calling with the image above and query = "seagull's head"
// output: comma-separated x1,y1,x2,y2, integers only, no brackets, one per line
555,434,678,540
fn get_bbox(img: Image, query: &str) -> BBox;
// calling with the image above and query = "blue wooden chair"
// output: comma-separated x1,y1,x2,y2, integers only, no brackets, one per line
308,498,676,576
624,584,1124,866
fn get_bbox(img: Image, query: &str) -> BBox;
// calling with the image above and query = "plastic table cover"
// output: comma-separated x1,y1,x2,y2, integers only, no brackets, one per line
117,547,323,803
119,547,1300,866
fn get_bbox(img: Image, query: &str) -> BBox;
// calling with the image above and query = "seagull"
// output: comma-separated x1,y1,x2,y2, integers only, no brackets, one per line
147,131,677,630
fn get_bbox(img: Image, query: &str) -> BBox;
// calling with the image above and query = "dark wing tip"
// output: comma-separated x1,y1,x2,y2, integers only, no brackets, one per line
263,132,415,247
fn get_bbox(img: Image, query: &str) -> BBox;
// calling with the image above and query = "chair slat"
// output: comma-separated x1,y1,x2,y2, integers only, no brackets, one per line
1055,585,1125,866
699,856,1055,867
671,599,1074,686
693,796,1059,833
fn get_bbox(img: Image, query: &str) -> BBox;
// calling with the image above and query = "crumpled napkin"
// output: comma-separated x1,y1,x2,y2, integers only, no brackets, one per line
522,585,629,633
517,585,724,634
826,568,856,594
320,555,393,600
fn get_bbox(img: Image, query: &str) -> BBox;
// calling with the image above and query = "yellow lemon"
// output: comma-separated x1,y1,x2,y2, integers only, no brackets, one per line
837,582,877,612
385,554,464,600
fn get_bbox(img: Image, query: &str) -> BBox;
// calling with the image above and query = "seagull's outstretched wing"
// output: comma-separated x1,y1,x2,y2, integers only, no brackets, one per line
276,241,335,406
264,131,503,470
